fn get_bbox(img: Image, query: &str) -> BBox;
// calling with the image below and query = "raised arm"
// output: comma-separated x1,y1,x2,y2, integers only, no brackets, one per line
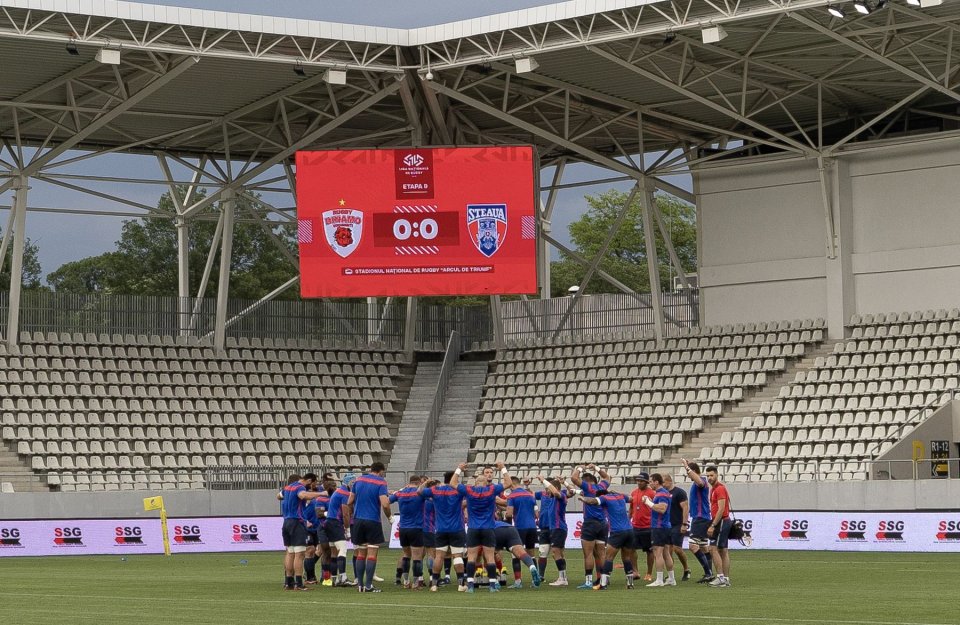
537,475,560,497
451,462,467,487
682,458,707,488
570,466,583,487
495,461,514,490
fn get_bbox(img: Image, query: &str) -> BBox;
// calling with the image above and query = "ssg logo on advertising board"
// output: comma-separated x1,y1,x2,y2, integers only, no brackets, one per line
53,527,84,547
780,520,809,540
115,526,144,545
875,520,905,542
0,527,23,548
837,520,867,542
231,524,261,544
173,525,203,544
936,520,960,542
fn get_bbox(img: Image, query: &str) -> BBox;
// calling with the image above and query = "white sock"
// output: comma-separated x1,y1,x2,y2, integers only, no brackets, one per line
601,573,609,586
668,570,675,582
585,574,592,584
656,571,664,583
559,570,567,580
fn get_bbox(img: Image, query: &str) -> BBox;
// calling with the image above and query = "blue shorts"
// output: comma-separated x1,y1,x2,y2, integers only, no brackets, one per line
539,528,568,549
580,518,609,543
466,528,496,548
353,519,385,547
607,529,634,550
324,519,346,543
709,519,733,549
670,527,685,548
282,518,308,548
651,528,672,547
633,528,652,552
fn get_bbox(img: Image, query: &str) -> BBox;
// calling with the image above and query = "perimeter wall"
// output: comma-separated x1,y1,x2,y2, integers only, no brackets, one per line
695,134,960,338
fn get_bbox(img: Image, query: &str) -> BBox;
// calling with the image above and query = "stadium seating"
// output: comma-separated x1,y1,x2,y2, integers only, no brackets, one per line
702,309,960,482
471,319,826,481
0,332,411,491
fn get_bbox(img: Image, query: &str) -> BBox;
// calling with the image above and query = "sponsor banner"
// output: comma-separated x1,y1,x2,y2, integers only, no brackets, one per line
5,512,960,556
296,146,537,297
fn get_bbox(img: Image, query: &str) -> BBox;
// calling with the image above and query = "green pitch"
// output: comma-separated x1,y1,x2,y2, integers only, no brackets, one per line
0,550,957,625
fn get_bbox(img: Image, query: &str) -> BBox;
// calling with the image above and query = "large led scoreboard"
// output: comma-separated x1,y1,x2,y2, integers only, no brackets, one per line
296,146,537,297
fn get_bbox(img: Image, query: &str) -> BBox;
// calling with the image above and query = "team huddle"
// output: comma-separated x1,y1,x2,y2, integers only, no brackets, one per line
278,459,734,592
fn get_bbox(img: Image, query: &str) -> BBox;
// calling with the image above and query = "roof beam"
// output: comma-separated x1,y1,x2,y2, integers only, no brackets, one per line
180,77,402,220
790,12,960,106
589,45,814,155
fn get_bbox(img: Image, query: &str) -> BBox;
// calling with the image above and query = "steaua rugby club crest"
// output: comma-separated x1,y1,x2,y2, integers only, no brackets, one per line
466,203,507,258
321,206,364,258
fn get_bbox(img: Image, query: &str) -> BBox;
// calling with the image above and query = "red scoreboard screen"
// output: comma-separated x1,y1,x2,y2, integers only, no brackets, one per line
296,146,537,298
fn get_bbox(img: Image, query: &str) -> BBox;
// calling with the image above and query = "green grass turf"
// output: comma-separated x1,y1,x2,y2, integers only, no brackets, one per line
0,550,958,625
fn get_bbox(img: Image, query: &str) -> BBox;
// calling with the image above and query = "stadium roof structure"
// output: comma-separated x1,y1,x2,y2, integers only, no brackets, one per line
2,0,960,347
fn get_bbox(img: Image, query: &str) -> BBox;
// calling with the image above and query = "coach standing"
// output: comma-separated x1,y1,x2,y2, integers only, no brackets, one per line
627,472,655,583
705,465,732,588
663,474,691,581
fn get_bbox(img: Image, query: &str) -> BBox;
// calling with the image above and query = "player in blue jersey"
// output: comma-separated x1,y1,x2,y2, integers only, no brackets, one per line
347,462,393,593
451,461,515,593
578,489,636,590
279,473,326,591
390,475,427,589
682,458,715,582
534,476,570,586
643,473,676,587
571,464,611,589
325,477,353,586
492,514,542,589
419,470,468,592
420,476,438,581
302,482,324,585
504,476,539,587
313,482,334,585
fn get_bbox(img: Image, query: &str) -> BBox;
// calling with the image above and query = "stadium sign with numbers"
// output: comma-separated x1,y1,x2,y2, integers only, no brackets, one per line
296,146,538,297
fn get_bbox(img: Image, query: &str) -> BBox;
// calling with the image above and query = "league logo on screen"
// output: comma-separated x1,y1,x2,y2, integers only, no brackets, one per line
466,204,507,258
322,209,364,258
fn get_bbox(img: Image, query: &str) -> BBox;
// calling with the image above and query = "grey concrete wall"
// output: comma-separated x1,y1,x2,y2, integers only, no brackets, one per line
695,134,960,336
875,399,959,480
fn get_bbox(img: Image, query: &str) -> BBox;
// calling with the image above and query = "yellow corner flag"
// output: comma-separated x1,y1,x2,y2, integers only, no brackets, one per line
143,496,171,556
143,496,164,511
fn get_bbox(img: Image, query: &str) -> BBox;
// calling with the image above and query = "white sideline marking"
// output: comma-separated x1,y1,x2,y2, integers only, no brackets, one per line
0,592,953,625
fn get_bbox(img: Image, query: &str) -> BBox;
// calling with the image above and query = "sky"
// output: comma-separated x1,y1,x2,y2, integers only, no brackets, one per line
1,0,692,282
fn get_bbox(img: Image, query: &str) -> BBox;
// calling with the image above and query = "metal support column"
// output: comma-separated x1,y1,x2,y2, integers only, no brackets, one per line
641,182,665,341
176,214,190,336
213,190,235,352
404,296,418,356
490,295,505,349
5,175,28,348
539,160,566,300
367,297,378,344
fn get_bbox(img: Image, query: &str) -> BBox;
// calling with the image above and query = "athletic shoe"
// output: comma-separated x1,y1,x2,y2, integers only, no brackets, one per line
357,586,365,593
458,584,467,592
549,579,568,587
709,576,726,587
664,578,677,586
592,584,607,591
643,574,653,582
697,575,715,584
430,584,439,592
576,582,594,590
402,581,412,589
466,585,474,594
321,579,333,587
489,581,500,593
510,580,523,589
682,570,691,582
373,575,384,583
531,566,542,588
305,579,319,585
438,577,451,586
365,586,382,593
646,580,665,588
626,579,634,589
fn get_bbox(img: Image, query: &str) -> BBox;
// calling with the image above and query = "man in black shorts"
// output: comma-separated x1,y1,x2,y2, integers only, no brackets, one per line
628,472,656,582
451,461,514,593
347,462,393,593
279,473,325,591
535,476,570,586
663,473,691,581
389,475,426,588
570,464,611,589
418,471,468,592
493,516,542,588
681,459,715,583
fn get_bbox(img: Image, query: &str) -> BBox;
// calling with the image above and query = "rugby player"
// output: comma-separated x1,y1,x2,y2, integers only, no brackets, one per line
279,473,326,591
451,461,514,593
504,475,539,586
628,472,656,582
418,471,468,592
324,477,353,586
347,462,393,593
492,513,542,589
390,475,426,589
643,473,676,587
534,475,569,586
578,488,635,590
681,459,715,583
706,465,733,588
570,464,610,589
662,473,691,581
